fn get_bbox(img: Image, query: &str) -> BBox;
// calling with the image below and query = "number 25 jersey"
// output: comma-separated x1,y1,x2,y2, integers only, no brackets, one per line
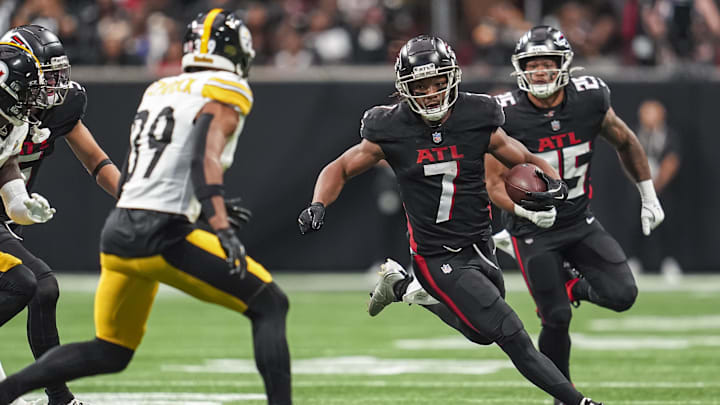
116,70,253,222
496,75,611,237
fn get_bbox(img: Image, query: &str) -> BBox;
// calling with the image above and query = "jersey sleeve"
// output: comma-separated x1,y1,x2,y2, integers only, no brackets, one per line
201,75,254,116
44,83,87,137
359,105,396,143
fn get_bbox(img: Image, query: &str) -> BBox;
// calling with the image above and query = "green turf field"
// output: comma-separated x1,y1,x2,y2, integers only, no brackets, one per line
2,273,719,404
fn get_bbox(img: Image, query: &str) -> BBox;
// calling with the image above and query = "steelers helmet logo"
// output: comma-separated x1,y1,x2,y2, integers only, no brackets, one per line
0,61,8,84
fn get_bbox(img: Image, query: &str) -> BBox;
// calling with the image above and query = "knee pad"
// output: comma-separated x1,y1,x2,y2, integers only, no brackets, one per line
2,264,37,301
246,283,289,320
608,277,638,312
30,273,59,308
499,310,524,341
541,305,572,329
92,338,135,373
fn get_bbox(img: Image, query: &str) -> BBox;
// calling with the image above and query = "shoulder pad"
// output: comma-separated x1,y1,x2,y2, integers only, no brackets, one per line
462,92,505,128
569,75,610,113
360,103,401,142
200,72,253,115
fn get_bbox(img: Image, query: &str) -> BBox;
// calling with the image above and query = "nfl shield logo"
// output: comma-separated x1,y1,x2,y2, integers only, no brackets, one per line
551,119,561,131
441,263,453,274
432,131,442,144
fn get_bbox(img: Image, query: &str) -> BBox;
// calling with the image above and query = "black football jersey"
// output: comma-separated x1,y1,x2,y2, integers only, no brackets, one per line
361,92,504,255
496,75,611,237
1,82,87,221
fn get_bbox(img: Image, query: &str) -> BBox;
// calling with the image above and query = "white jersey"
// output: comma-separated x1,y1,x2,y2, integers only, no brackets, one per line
117,70,253,221
0,123,29,168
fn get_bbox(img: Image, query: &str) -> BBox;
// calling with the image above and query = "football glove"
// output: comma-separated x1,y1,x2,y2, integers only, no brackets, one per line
637,180,665,235
24,193,56,223
491,229,516,259
526,169,568,205
224,197,253,230
298,202,325,234
514,203,557,228
216,228,248,278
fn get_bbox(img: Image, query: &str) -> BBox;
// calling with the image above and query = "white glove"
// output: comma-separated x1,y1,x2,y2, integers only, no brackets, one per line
491,229,516,259
23,193,56,223
514,204,557,229
0,179,56,225
637,180,664,236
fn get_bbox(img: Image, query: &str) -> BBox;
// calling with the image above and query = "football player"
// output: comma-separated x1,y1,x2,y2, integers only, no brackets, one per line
0,9,291,405
298,35,602,405
484,26,662,405
0,24,121,405
0,42,59,404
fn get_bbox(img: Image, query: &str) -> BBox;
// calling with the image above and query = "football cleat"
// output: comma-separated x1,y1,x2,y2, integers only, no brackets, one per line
579,398,603,405
367,259,407,316
565,278,581,308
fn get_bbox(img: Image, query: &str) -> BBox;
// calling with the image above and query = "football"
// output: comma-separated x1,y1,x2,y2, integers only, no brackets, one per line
504,163,547,204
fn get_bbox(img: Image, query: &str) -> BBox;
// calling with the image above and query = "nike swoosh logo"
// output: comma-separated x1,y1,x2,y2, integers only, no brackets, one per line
586,217,595,225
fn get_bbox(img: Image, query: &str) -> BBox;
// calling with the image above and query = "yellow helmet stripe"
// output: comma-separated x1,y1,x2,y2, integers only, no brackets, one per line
0,41,43,74
200,8,224,54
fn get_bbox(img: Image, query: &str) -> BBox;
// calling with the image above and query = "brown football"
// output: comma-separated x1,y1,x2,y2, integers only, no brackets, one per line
504,163,547,204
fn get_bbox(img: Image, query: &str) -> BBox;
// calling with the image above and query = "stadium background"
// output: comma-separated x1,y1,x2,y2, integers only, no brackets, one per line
5,0,711,273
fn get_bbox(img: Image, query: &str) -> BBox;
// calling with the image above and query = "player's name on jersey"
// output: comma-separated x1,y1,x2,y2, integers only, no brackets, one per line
146,78,197,97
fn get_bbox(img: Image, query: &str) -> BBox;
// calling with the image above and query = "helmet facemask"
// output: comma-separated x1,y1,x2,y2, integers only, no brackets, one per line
396,64,461,122
511,50,573,98
38,55,70,108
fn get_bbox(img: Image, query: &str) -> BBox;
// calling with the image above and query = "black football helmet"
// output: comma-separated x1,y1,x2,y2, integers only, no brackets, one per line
0,43,44,126
1,25,70,107
511,26,575,98
182,8,255,78
395,35,461,121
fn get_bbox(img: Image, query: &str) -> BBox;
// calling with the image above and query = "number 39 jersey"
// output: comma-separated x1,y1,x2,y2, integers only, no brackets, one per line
361,92,504,255
116,70,253,222
496,75,611,237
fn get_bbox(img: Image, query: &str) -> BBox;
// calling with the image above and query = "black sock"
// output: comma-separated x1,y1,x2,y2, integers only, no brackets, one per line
539,325,572,380
246,284,292,405
499,330,584,405
26,273,74,405
0,339,133,405
392,275,412,301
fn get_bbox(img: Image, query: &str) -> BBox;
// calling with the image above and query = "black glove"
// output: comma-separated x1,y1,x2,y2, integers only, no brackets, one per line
524,169,568,207
216,228,248,278
298,202,325,234
225,197,252,230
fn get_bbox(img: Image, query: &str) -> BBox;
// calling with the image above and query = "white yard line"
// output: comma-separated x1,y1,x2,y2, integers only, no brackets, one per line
55,273,720,294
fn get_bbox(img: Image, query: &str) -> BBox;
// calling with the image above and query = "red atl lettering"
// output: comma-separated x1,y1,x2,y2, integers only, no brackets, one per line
450,145,464,159
537,132,580,152
416,145,464,163
416,149,435,163
431,147,448,160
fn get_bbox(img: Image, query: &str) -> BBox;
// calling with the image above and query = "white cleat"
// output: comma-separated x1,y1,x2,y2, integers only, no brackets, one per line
368,259,408,316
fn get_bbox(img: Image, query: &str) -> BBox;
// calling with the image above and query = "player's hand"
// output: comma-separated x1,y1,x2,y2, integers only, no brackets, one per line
298,202,325,234
514,203,557,228
24,193,56,223
225,197,252,230
216,228,248,278
491,229,516,259
640,198,664,236
528,170,568,204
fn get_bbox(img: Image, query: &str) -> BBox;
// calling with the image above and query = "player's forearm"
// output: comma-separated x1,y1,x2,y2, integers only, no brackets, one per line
616,137,652,183
486,176,516,213
96,164,121,198
311,160,347,207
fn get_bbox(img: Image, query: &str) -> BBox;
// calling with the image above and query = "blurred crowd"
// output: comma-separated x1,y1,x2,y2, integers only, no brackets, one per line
2,0,719,74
